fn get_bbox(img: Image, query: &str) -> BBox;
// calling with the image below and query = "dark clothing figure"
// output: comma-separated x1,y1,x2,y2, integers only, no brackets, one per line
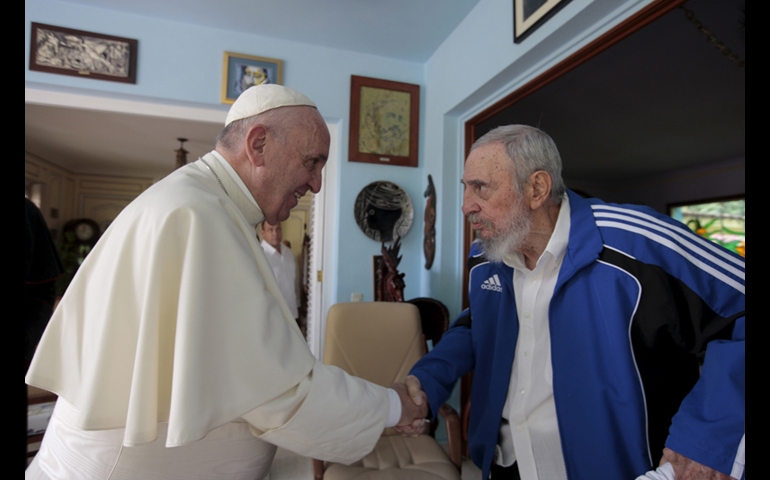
25,198,64,361
25,198,63,467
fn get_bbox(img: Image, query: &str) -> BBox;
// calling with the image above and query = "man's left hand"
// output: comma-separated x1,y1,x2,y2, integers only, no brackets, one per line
660,447,734,480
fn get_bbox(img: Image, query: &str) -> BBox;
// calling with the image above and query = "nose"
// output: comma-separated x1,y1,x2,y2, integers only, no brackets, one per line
462,190,478,216
308,169,323,194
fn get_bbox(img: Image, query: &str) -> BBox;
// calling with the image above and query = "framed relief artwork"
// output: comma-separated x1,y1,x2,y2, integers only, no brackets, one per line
349,75,420,167
29,22,138,83
221,52,284,104
514,0,572,43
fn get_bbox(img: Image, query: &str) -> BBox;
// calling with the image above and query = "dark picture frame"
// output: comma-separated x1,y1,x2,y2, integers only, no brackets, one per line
222,52,284,104
349,75,420,168
29,22,138,84
514,0,572,43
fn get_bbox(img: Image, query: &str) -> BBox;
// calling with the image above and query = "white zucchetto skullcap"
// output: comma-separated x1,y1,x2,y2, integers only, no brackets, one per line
225,84,317,126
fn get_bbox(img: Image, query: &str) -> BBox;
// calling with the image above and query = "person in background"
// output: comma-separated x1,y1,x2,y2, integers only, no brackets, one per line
400,125,744,480
26,84,427,479
25,197,63,468
260,221,300,330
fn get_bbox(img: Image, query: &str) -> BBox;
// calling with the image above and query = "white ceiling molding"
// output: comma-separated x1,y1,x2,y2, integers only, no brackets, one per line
25,83,227,124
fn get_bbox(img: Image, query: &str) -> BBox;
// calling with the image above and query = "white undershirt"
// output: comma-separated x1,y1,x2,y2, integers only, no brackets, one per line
497,194,570,480
261,240,300,319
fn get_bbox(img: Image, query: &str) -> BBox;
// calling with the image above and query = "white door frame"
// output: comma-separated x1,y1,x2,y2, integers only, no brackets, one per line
306,121,339,359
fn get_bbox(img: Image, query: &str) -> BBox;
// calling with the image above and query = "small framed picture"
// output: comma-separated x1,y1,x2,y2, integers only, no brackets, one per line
514,0,572,43
29,22,138,83
221,52,284,104
349,75,420,168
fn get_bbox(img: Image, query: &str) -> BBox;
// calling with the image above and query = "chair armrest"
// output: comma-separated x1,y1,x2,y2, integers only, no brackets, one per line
438,403,462,471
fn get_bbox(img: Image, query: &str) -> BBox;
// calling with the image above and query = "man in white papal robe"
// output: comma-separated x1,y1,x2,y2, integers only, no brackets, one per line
25,85,426,479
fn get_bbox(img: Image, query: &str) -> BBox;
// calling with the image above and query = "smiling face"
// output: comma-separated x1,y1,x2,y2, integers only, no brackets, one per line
255,107,330,224
462,142,532,261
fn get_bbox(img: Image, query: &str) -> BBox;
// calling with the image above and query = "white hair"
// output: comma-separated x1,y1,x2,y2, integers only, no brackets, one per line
471,124,566,204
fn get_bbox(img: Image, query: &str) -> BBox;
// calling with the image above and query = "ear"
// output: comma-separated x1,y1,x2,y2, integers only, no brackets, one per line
526,171,553,210
245,124,268,166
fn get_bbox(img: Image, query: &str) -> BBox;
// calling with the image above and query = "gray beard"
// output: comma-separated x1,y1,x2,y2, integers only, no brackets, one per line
472,197,532,264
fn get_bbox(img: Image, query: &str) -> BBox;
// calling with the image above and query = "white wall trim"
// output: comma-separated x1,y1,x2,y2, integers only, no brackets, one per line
307,120,341,360
25,83,227,123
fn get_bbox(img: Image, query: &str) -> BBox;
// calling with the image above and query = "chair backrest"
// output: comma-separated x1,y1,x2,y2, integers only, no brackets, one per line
324,302,425,387
406,297,450,351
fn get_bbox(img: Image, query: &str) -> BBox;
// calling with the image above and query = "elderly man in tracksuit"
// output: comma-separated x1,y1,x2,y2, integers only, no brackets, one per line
402,125,744,480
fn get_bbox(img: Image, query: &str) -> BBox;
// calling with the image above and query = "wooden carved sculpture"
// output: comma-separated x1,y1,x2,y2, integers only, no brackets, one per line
423,174,436,269
377,236,405,302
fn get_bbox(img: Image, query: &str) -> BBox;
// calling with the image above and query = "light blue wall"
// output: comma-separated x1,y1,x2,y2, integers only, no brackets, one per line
26,0,658,317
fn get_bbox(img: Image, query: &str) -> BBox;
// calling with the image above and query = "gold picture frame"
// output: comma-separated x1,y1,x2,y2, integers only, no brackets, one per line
349,75,420,167
221,52,284,104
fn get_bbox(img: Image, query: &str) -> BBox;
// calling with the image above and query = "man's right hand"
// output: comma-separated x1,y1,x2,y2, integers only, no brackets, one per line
392,375,428,437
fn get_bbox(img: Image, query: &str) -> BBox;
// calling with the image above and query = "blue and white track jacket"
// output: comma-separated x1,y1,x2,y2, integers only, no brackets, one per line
411,190,745,479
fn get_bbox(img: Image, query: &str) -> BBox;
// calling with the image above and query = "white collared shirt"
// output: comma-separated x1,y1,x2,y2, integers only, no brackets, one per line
260,240,299,319
497,194,571,480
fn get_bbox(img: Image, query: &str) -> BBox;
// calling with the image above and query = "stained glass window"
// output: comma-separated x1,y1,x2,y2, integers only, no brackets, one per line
670,198,745,257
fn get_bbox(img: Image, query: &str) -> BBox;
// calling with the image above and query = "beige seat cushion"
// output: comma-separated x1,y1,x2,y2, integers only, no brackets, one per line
318,303,462,479
323,435,461,480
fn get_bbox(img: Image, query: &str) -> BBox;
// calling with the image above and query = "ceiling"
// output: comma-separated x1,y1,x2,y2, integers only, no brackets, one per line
41,0,481,63
25,0,744,182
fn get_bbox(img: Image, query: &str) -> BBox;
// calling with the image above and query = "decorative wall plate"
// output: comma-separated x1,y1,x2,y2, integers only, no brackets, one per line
354,181,413,242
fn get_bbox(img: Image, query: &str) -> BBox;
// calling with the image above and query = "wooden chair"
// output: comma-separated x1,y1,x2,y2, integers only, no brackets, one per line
405,297,449,353
313,302,462,480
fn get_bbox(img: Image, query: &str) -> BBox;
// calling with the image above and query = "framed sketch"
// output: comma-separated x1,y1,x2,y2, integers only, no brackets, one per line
29,23,138,83
349,75,420,167
514,0,572,43
222,52,283,104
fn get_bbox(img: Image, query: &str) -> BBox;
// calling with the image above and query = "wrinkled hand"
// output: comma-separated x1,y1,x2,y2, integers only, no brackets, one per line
660,448,733,480
391,376,428,437
404,375,425,406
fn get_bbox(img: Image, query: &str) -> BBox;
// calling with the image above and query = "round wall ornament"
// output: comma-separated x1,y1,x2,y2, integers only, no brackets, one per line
354,181,413,242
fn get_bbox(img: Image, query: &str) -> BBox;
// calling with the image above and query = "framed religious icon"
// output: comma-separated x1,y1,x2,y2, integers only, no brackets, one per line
29,23,138,83
349,75,420,167
221,52,284,104
513,0,572,43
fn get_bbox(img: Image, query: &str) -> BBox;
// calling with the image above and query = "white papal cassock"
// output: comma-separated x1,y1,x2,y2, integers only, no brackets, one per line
26,152,391,479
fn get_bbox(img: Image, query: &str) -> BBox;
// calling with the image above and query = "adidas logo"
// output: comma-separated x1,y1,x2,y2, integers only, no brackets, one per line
481,274,502,292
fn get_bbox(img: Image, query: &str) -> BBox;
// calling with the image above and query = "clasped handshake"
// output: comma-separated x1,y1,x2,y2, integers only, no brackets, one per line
390,375,428,437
